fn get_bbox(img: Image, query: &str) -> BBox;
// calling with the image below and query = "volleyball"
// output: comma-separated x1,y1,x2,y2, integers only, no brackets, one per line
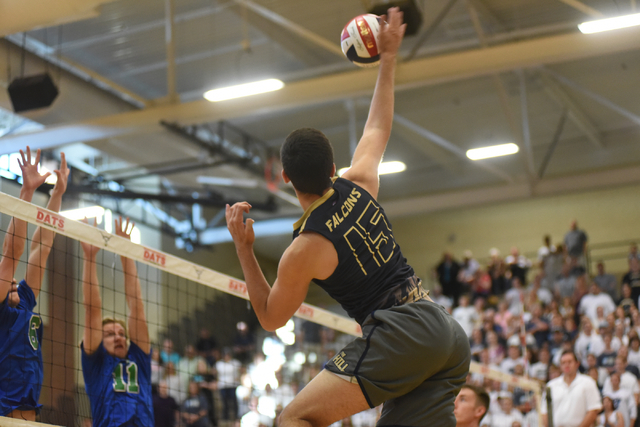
340,14,382,68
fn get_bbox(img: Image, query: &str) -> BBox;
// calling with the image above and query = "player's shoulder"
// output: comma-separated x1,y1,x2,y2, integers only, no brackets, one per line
17,280,36,309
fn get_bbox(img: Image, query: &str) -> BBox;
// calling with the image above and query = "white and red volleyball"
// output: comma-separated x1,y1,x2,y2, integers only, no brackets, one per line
340,14,382,68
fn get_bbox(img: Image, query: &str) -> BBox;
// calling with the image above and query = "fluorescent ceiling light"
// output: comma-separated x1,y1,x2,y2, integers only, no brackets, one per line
60,206,105,220
579,13,640,34
203,79,284,102
338,161,406,177
466,143,519,160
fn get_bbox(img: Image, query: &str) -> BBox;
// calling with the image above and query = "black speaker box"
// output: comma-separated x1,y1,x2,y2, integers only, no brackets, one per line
368,0,424,36
8,73,59,113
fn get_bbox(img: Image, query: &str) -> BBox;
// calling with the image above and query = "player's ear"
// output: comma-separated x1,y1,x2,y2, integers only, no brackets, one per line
475,406,487,419
331,163,336,177
282,169,290,184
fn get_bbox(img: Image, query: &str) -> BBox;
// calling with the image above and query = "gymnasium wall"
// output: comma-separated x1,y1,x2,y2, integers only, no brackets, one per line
391,182,640,286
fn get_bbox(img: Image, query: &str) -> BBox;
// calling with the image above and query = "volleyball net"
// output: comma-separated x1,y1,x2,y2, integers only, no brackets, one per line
0,189,542,427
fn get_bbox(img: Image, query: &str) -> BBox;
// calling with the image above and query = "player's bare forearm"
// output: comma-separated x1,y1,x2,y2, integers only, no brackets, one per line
26,187,67,293
121,255,150,352
82,255,103,353
235,244,276,330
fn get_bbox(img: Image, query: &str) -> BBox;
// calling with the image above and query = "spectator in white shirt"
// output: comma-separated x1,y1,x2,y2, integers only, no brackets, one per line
603,372,637,427
459,251,480,288
597,396,625,427
575,317,605,369
501,341,525,374
216,348,241,421
542,350,602,427
628,336,640,371
580,283,616,325
529,347,551,382
489,391,524,427
602,356,640,404
453,294,478,337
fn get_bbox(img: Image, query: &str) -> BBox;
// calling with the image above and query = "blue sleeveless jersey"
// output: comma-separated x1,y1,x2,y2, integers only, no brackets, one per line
82,340,154,427
0,280,43,415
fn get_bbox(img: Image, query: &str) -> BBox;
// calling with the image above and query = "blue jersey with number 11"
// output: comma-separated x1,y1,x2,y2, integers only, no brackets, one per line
82,341,153,427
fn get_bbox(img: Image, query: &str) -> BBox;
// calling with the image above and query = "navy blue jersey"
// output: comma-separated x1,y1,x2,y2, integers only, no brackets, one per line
293,178,414,324
0,280,43,415
82,340,154,427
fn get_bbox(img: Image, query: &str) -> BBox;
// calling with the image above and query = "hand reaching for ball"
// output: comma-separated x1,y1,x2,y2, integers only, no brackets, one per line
378,7,407,59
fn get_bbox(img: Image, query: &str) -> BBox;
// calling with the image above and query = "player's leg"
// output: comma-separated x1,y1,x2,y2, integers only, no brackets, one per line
7,408,37,421
279,370,370,427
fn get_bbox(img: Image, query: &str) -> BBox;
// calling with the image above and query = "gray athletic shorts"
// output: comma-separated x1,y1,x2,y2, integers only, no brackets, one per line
325,295,470,427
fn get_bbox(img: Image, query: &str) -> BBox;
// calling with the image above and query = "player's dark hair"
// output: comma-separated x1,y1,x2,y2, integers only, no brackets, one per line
461,384,489,422
281,128,334,196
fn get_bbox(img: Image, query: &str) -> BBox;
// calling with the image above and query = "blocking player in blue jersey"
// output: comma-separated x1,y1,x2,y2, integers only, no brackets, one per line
0,147,69,420
80,217,153,427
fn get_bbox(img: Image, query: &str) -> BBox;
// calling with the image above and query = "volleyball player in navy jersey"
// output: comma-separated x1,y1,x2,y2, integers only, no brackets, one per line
0,147,69,420
226,8,469,427
80,217,153,427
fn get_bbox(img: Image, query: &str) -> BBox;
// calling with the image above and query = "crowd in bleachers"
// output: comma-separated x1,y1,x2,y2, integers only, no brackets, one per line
434,221,640,427
149,220,640,427
150,318,379,427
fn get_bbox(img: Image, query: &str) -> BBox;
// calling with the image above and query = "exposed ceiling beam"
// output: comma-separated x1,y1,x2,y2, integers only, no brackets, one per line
517,71,536,178
0,0,118,37
467,2,535,180
3,35,149,108
230,0,343,58
557,0,605,17
543,68,640,127
538,71,603,147
405,0,460,61
2,26,640,153
57,3,232,51
164,0,178,104
393,114,513,182
538,109,568,179
223,4,331,67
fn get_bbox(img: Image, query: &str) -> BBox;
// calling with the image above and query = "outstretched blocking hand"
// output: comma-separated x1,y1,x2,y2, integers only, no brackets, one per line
377,7,407,59
51,152,70,197
115,216,134,240
18,146,50,193
225,202,255,249
80,218,101,259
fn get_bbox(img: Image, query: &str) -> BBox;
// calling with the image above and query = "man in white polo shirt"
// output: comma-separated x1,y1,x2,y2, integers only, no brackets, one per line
542,350,602,427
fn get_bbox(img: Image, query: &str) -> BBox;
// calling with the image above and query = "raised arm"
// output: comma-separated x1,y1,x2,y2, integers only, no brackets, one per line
81,220,103,355
25,152,69,297
115,217,150,354
0,147,50,298
226,202,332,331
341,8,406,200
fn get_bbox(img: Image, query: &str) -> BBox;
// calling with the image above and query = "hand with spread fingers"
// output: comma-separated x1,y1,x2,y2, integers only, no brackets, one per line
51,152,70,197
225,202,255,249
115,216,135,241
18,146,50,194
